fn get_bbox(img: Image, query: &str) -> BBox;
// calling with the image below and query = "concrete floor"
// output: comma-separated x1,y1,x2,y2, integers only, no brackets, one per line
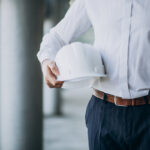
44,88,93,150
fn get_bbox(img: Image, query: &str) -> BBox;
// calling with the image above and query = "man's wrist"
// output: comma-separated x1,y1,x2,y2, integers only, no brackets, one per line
40,59,51,73
41,59,51,66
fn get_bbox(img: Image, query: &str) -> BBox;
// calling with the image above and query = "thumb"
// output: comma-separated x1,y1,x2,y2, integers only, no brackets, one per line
48,62,60,76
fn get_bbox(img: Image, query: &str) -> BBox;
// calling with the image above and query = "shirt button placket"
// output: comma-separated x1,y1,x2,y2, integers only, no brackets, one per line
120,0,133,98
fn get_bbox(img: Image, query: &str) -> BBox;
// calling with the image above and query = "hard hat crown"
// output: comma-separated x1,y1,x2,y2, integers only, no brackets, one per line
55,42,107,88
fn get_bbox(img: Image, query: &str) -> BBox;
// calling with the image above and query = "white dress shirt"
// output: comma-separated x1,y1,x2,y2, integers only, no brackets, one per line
37,0,150,99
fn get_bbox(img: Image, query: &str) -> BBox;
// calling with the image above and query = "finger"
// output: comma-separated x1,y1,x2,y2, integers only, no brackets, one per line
47,67,64,85
48,62,60,76
55,81,64,86
55,80,64,84
45,79,54,88
51,81,64,87
55,83,64,88
47,65,57,81
45,73,63,86
45,79,63,88
46,65,64,85
45,74,56,86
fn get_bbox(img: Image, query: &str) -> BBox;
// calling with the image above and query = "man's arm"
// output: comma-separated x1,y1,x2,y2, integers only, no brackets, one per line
37,0,92,88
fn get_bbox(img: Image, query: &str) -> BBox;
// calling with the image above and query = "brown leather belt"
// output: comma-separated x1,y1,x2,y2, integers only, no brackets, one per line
93,89,150,106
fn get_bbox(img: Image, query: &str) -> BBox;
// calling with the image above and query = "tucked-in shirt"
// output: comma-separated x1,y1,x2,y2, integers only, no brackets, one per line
37,0,150,99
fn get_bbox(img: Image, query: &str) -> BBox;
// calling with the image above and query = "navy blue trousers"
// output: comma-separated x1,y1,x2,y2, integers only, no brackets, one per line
85,94,150,150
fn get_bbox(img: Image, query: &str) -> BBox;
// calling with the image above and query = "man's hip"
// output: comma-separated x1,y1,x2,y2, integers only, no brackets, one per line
85,93,150,150
93,89,150,107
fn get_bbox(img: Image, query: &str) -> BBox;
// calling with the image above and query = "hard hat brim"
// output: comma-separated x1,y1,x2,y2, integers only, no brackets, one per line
60,76,107,89
56,73,107,82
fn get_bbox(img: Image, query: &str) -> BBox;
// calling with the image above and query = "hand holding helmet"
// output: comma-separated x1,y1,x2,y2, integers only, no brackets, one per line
41,59,64,88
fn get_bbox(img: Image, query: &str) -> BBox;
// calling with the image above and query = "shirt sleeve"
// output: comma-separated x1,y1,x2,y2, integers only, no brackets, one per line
37,0,92,63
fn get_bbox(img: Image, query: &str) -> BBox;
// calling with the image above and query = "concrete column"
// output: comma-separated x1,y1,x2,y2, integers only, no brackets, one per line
43,87,62,116
43,0,68,116
0,0,44,150
0,0,2,149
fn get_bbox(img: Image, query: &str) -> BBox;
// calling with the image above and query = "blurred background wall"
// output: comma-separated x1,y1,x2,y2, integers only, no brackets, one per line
0,0,94,150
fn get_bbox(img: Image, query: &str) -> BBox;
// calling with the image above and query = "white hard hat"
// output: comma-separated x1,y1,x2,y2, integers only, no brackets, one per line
55,42,107,88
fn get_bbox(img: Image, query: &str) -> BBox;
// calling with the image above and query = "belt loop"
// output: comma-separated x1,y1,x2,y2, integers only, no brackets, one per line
144,96,148,105
103,93,107,101
132,99,135,106
148,90,150,98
